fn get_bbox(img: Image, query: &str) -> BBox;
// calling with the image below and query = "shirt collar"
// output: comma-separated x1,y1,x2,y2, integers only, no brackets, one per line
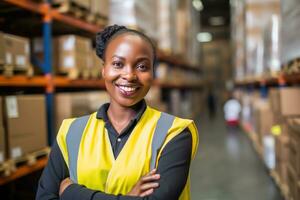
96,99,147,123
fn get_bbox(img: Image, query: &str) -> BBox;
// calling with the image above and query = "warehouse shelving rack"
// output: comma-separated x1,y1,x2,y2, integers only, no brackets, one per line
234,72,300,87
235,70,300,200
0,0,203,184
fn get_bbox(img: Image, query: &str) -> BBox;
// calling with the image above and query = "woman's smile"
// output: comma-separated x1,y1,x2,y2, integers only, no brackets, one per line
115,83,141,97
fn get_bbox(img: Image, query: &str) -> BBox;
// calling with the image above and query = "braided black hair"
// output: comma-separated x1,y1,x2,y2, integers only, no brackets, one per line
95,24,156,66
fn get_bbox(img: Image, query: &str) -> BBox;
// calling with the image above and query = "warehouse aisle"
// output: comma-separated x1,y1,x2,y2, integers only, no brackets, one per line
190,111,283,200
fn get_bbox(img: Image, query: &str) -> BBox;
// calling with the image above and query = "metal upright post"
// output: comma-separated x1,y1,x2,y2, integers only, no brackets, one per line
43,2,55,145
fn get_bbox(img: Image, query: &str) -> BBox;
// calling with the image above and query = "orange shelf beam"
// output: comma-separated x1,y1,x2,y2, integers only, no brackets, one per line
50,9,102,33
4,0,102,34
3,0,46,15
0,157,47,186
0,75,47,87
54,76,106,88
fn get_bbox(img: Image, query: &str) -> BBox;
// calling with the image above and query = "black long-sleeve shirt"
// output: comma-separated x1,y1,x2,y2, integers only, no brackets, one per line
36,100,192,200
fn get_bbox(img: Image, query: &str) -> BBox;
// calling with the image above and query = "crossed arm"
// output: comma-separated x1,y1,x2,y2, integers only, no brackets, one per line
36,130,192,200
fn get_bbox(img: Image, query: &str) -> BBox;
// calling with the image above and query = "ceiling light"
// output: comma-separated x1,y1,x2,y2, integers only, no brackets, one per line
193,0,203,11
197,32,212,42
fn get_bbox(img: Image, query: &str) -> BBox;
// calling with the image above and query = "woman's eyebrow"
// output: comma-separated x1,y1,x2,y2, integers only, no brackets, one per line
135,56,151,62
111,55,125,60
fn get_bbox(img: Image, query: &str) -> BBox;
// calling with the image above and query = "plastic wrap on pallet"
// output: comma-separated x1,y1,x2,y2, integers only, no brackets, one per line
263,15,281,74
231,0,246,80
109,0,158,41
281,0,300,65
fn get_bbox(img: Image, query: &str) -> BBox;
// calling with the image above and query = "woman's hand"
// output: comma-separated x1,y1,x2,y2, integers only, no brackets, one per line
59,177,73,196
127,169,160,197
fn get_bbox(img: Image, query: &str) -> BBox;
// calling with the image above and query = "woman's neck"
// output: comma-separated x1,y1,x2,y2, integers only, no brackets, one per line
107,102,137,134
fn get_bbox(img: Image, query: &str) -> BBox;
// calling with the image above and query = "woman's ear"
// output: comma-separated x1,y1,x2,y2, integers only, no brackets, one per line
102,66,105,78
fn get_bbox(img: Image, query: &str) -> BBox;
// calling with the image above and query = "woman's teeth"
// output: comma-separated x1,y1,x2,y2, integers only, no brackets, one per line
119,86,137,92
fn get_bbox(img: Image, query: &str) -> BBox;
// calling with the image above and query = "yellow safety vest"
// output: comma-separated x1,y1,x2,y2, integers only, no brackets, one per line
57,106,199,199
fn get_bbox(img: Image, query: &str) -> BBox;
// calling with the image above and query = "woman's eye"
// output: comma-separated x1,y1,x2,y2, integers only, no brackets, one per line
137,64,149,71
112,61,123,68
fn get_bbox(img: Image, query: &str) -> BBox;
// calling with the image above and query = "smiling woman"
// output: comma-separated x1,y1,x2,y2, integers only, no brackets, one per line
36,24,199,200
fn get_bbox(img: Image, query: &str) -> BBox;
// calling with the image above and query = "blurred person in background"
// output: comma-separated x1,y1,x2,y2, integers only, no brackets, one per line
223,94,241,127
207,87,216,119
36,25,199,200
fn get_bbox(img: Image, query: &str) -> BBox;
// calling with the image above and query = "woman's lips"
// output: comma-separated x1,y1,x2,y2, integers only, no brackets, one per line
116,84,140,97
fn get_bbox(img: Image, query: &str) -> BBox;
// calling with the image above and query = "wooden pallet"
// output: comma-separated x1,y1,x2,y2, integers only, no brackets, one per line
52,1,90,19
57,68,88,80
282,58,300,75
0,162,12,177
1,147,50,177
0,64,34,77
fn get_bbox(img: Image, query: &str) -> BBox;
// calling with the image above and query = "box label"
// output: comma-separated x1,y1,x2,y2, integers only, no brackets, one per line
0,152,3,163
11,147,22,158
63,56,75,68
5,52,12,64
6,96,19,118
63,37,75,51
16,55,26,66
25,43,29,54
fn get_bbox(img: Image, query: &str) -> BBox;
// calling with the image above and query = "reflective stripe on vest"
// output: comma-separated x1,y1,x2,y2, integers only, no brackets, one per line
66,112,175,183
66,115,90,182
150,112,175,169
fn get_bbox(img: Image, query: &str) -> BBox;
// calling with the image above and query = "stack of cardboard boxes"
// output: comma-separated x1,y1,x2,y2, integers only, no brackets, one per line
269,87,300,200
239,87,300,199
0,32,31,73
0,98,5,165
54,35,92,78
286,118,300,200
55,91,110,133
145,86,167,112
0,95,48,165
33,35,103,79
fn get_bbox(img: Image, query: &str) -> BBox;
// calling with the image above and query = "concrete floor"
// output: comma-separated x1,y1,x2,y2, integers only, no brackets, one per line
190,112,284,200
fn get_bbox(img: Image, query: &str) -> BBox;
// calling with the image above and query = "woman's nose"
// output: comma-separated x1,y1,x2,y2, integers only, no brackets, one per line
122,66,137,81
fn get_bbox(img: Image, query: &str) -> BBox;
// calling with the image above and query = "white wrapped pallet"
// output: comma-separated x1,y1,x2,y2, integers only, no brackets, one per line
109,0,158,40
281,0,300,65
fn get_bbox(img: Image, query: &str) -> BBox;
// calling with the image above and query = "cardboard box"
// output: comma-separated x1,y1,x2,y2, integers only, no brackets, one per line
54,35,92,74
0,97,6,163
287,165,298,200
55,91,110,132
90,0,109,17
275,135,289,184
0,32,5,65
253,99,273,145
0,125,5,164
90,51,103,78
109,0,158,41
0,32,30,69
72,0,90,10
58,51,90,72
56,35,91,53
287,118,300,176
275,135,289,163
4,95,47,159
280,88,300,117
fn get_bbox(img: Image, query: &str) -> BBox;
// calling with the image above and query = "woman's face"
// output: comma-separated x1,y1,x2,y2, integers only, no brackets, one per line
102,33,154,107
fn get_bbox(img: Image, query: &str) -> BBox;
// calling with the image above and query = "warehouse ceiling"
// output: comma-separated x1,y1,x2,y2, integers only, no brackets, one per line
200,0,230,39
